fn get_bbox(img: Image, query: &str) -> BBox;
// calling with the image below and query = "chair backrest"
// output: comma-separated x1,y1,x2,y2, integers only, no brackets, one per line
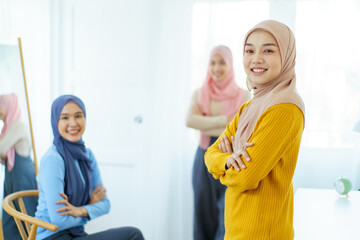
2,190,58,240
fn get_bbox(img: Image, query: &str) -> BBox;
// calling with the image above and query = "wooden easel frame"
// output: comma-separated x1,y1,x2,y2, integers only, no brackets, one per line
18,38,38,176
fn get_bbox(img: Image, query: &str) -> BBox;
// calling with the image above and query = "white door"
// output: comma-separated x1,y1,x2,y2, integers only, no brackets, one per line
59,0,149,233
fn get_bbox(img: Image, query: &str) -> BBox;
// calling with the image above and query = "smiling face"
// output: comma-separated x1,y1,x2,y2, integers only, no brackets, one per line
58,102,86,143
209,54,229,82
243,30,282,85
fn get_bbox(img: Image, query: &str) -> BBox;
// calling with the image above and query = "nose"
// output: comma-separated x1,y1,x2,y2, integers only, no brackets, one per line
252,52,264,64
68,117,77,126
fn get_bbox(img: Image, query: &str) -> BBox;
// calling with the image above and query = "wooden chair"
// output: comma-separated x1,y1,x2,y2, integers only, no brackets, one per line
0,219,3,240
2,190,58,240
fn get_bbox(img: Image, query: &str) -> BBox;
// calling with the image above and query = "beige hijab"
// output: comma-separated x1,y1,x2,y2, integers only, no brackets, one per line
234,20,305,152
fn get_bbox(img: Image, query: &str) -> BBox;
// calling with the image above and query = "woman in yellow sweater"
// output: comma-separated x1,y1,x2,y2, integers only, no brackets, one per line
204,20,305,240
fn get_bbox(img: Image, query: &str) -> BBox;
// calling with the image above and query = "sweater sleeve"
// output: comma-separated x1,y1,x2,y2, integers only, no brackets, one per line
186,89,228,131
204,102,250,178
82,149,110,219
38,151,87,230
205,103,304,193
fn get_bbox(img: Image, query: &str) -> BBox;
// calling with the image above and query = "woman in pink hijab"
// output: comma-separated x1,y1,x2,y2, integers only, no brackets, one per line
186,45,250,240
0,93,37,240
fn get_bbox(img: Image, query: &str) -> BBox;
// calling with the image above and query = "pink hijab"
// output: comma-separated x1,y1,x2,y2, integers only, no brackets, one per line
198,45,248,149
234,20,305,152
0,93,22,171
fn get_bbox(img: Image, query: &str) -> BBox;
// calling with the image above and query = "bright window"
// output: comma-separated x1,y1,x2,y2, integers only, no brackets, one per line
295,0,360,148
191,1,269,91
191,0,360,148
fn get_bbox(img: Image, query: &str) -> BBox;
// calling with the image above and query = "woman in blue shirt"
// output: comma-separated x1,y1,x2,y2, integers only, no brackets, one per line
35,95,144,240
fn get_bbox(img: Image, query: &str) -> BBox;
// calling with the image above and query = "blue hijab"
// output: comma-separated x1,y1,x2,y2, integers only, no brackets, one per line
51,95,92,236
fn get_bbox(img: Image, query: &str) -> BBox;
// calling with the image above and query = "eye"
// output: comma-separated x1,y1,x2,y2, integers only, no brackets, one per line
264,49,274,53
210,60,215,66
76,114,83,119
60,116,69,120
245,49,254,54
219,60,226,65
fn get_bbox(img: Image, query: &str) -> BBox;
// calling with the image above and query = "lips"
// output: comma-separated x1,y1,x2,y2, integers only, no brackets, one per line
67,129,80,135
214,72,224,77
251,67,267,76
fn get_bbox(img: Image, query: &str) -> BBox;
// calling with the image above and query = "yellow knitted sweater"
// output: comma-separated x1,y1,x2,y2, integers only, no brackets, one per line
205,102,304,240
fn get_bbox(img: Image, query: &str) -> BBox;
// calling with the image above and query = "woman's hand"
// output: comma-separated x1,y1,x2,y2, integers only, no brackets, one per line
55,192,88,217
192,104,203,115
219,135,235,153
89,184,106,205
226,142,254,171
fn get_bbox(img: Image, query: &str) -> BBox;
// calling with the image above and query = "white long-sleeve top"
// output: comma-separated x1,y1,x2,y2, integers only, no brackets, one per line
0,121,31,160
186,89,251,137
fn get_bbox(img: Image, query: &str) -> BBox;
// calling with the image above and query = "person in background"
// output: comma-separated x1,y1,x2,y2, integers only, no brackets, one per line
0,93,37,240
205,20,305,239
35,94,144,240
186,45,250,240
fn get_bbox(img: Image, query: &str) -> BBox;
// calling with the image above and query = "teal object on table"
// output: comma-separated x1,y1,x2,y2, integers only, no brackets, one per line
333,177,352,195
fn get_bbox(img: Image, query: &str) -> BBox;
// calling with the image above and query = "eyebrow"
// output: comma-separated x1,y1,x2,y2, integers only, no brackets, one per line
245,43,277,47
60,111,83,116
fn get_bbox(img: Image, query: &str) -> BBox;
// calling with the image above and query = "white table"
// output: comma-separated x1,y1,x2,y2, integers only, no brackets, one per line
294,188,360,240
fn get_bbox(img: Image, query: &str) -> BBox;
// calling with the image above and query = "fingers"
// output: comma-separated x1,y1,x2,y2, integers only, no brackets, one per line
96,189,107,200
56,193,70,206
226,156,241,171
219,140,224,152
241,149,251,162
59,192,68,200
95,189,106,198
225,141,254,171
55,199,69,205
226,154,246,171
219,136,227,152
56,206,68,212
92,184,103,194
219,135,233,153
244,142,254,148
240,142,254,162
233,154,246,169
94,188,106,196
223,135,232,153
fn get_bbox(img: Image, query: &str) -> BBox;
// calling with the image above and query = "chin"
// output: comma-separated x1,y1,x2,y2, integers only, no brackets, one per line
66,135,81,142
214,78,225,82
69,138,81,143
